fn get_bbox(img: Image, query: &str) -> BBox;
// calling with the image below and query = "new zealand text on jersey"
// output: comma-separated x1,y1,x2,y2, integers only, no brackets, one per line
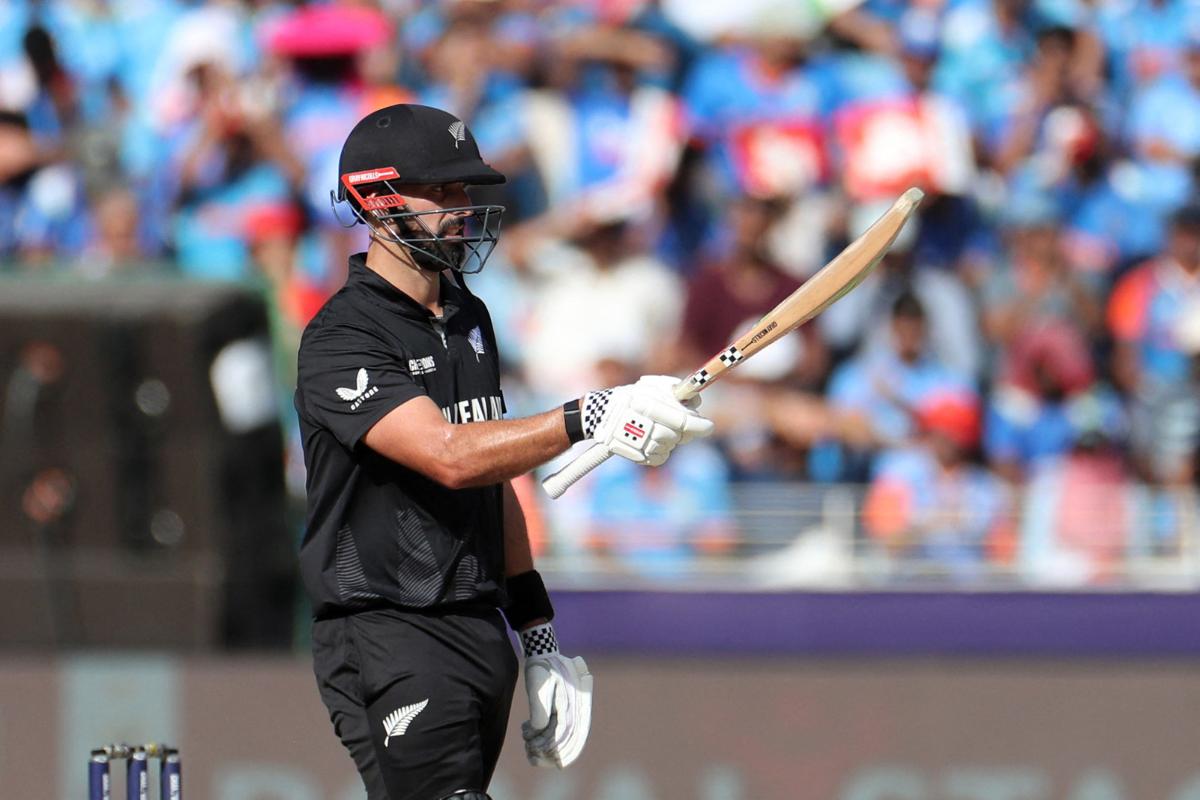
441,395,504,424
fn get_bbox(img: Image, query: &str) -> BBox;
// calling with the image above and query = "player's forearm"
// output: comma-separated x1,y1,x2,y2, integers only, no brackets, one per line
502,481,536,575
437,408,572,488
501,483,552,632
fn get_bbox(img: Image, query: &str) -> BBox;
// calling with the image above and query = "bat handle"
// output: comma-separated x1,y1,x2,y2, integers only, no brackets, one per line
673,378,700,403
541,443,612,498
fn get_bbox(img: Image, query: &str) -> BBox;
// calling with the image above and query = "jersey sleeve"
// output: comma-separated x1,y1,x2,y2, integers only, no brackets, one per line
297,325,427,450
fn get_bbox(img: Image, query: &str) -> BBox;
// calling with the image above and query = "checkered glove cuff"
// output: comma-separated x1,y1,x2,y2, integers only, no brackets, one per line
581,390,612,439
520,622,559,658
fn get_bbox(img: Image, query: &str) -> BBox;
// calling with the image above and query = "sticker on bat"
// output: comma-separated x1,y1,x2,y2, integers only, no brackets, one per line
748,321,778,345
718,347,743,365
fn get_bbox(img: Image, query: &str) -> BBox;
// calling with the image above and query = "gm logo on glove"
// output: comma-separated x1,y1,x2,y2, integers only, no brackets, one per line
622,420,647,441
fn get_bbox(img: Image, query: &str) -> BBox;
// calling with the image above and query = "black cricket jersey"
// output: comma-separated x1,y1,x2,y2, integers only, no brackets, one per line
295,254,507,619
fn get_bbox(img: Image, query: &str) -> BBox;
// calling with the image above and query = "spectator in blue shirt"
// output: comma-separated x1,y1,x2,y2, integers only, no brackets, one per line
934,0,1037,137
863,390,1013,583
0,110,87,264
990,26,1103,176
821,291,975,480
1127,33,1200,212
981,193,1102,353
586,441,735,580
1096,0,1199,101
682,38,829,199
984,321,1126,482
168,63,300,280
1108,205,1200,482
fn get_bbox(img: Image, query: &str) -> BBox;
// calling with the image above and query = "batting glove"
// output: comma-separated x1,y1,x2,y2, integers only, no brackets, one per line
574,375,713,466
520,623,593,769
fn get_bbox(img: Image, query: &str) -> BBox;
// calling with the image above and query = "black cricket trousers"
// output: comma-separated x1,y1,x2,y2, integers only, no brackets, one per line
312,606,519,800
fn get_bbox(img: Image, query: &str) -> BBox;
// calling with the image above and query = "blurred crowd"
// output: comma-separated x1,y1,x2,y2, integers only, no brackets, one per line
4,0,1200,585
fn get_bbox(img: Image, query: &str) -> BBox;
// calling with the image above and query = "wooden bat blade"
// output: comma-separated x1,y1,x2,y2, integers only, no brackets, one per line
674,187,923,401
543,187,924,499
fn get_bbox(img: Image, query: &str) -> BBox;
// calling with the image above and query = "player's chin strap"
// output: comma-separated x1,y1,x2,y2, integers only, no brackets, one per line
439,791,493,799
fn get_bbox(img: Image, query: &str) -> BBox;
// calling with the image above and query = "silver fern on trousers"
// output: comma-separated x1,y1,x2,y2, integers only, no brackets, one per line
383,698,429,747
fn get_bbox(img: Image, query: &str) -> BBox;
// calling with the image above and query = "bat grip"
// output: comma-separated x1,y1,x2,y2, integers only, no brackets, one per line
541,443,612,498
673,379,699,403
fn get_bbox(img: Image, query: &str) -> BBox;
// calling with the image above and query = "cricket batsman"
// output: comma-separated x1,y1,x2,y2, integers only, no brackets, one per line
294,104,714,799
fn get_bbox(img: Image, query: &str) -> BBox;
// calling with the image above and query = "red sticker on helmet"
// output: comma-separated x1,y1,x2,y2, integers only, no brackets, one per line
345,167,399,185
360,193,409,211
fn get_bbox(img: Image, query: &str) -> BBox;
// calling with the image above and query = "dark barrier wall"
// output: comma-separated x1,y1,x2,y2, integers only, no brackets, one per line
0,280,296,649
3,656,1200,799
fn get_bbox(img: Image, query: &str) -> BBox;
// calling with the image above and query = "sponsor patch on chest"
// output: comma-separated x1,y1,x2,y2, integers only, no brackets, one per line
408,356,437,375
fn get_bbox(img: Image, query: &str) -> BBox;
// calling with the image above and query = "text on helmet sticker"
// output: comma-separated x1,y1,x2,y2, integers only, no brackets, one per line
346,167,400,185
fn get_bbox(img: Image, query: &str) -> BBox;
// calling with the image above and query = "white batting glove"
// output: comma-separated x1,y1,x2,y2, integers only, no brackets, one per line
578,375,714,466
520,623,593,769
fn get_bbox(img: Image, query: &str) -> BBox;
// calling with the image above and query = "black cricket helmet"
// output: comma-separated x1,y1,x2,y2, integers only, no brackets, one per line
332,104,506,273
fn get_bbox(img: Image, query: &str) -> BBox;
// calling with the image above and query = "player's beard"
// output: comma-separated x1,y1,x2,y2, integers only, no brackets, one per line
405,216,467,272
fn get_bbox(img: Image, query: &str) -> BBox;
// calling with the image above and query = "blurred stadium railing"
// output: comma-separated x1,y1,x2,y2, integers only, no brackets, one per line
539,481,1200,592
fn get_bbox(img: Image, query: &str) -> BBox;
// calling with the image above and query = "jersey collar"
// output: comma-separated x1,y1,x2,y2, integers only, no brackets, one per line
347,252,463,321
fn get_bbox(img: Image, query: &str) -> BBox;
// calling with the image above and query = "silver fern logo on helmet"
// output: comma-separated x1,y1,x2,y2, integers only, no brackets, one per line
448,120,466,148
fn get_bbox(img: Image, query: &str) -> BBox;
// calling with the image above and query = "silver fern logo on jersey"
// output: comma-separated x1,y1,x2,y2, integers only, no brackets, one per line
448,120,466,148
468,326,485,360
383,699,429,747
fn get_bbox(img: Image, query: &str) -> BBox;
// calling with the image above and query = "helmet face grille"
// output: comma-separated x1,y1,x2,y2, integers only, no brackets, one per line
332,171,504,274
369,202,504,275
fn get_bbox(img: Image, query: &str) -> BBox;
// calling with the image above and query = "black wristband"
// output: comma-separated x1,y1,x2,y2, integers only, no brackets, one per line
501,569,555,631
562,399,585,444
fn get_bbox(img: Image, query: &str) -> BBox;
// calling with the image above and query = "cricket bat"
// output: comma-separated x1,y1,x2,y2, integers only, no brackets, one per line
542,187,925,498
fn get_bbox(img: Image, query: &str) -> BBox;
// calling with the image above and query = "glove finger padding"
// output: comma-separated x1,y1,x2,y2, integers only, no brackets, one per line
522,653,593,769
645,424,681,454
632,374,681,392
679,408,715,438
629,393,688,431
633,374,703,411
524,662,557,731
641,424,679,466
555,656,593,767
628,392,714,441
